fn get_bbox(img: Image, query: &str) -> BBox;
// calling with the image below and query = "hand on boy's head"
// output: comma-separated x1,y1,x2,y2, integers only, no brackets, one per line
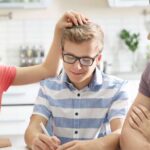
128,104,150,142
56,10,89,30
65,10,89,26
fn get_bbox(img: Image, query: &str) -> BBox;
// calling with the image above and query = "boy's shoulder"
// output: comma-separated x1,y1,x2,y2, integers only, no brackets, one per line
102,73,128,87
40,74,63,87
102,72,126,82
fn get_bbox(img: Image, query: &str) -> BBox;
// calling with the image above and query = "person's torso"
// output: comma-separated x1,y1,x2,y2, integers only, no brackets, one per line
39,71,126,144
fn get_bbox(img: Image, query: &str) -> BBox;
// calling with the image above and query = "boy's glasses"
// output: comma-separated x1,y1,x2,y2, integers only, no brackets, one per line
62,52,100,66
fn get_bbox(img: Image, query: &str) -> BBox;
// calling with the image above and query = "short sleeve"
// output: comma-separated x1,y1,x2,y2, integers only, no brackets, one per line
0,65,16,92
139,62,150,97
107,81,128,122
33,81,52,120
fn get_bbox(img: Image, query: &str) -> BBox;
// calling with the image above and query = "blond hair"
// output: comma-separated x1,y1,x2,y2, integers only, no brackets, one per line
61,22,104,52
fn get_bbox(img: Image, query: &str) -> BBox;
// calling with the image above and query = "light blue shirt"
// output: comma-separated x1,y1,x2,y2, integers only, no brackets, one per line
33,68,128,144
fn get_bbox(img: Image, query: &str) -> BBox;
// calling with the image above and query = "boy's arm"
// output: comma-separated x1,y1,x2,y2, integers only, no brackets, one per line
129,104,150,142
24,114,47,149
120,93,150,150
25,114,61,150
92,118,123,150
57,118,123,150
13,11,88,85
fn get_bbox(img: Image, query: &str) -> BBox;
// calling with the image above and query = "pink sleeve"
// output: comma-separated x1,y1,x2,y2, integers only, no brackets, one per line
0,65,16,92
139,62,150,97
0,66,16,109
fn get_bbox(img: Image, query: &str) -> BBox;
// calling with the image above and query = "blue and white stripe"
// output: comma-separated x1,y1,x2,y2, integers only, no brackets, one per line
33,68,128,144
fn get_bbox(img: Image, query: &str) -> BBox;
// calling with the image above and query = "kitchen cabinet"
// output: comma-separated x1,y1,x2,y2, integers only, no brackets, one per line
0,83,40,136
113,73,140,108
0,0,51,8
2,83,40,105
0,106,33,135
108,0,149,7
1,135,27,148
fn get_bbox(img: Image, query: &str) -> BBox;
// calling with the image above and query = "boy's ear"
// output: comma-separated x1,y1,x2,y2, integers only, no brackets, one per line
60,48,63,58
98,54,102,61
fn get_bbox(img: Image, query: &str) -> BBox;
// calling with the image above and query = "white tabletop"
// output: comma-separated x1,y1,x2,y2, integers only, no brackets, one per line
0,135,29,150
2,146,28,150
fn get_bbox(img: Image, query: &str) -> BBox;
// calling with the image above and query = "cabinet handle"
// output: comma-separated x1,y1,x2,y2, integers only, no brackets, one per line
4,93,25,96
0,119,26,122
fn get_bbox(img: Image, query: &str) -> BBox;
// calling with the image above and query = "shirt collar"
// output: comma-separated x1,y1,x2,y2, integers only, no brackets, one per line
60,67,103,90
88,67,103,89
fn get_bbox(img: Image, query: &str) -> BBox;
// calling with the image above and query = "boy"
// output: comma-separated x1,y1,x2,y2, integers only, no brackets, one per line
25,21,128,150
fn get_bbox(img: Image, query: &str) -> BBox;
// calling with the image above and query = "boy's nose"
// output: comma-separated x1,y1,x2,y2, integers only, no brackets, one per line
73,60,82,70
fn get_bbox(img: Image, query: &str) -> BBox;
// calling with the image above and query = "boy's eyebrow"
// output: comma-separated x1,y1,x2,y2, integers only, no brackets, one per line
63,52,97,58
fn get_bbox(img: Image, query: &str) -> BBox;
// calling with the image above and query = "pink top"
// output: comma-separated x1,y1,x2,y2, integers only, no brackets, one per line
139,62,150,97
0,65,16,107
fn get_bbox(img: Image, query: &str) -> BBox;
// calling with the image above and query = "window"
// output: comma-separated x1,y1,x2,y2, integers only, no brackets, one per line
108,0,149,7
0,0,51,8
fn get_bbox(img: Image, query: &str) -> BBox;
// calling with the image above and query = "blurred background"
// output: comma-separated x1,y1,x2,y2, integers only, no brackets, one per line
1,1,150,146
0,0,150,75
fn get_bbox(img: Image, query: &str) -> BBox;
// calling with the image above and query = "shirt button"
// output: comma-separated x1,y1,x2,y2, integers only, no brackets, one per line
75,130,78,134
77,93,80,97
75,112,78,116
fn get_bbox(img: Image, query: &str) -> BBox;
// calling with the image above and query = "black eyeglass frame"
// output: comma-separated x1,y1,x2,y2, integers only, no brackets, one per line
62,50,100,66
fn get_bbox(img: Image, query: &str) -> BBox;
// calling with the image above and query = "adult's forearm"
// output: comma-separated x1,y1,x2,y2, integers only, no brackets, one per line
13,29,62,85
43,28,62,77
100,133,120,150
13,65,47,85
91,132,120,150
120,94,150,150
120,126,150,150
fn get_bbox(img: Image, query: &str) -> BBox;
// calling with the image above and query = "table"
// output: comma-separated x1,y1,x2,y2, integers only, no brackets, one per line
2,146,28,150
0,135,29,150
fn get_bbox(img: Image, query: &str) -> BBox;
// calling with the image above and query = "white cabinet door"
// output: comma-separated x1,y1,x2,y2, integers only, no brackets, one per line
0,0,51,8
0,106,33,135
3,83,40,105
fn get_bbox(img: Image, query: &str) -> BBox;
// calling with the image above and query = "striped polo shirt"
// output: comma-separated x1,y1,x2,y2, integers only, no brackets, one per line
33,68,128,144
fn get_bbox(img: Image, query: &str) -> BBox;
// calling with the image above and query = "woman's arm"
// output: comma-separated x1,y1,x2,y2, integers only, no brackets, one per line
129,104,150,142
120,93,150,150
13,11,88,85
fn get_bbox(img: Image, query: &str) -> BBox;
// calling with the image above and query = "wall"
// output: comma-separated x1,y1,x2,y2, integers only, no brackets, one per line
0,0,149,73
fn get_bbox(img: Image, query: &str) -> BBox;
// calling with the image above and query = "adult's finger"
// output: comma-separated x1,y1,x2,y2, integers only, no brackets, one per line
128,117,139,130
130,111,141,127
137,104,150,119
132,106,146,122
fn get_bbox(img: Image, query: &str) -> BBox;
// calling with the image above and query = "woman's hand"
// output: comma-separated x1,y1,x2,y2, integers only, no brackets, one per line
56,10,89,30
129,104,150,142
